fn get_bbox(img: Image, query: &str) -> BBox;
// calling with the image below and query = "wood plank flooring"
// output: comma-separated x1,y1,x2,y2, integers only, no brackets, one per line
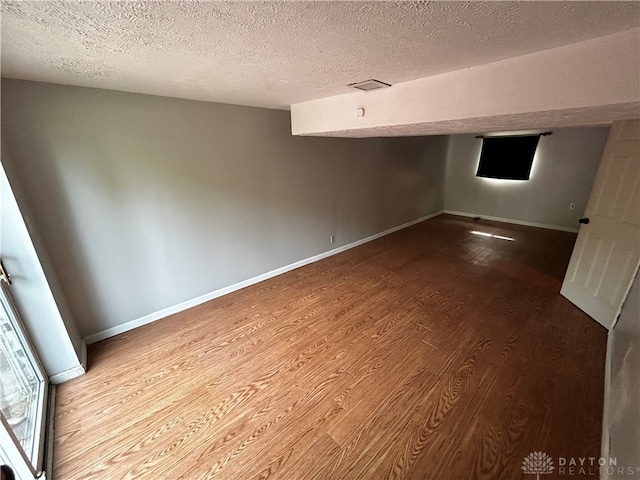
53,214,607,480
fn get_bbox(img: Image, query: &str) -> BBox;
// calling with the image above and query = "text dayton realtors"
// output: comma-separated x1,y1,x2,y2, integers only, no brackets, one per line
557,456,637,477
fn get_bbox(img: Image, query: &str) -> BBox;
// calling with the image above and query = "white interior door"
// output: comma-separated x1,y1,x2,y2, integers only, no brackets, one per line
0,286,48,480
561,119,640,329
1,164,50,479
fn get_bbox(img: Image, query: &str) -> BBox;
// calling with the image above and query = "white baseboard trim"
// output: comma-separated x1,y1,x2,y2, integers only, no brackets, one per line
49,363,86,385
443,210,579,233
48,340,88,384
83,211,444,345
600,332,614,480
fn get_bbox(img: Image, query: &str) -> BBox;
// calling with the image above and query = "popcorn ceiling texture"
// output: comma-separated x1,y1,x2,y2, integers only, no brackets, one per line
1,1,639,110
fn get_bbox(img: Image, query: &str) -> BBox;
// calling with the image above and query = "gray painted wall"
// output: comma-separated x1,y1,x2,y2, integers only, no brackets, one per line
444,128,610,229
604,272,639,478
1,79,447,338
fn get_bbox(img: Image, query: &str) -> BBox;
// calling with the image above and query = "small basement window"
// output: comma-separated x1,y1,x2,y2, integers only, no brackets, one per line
476,135,541,180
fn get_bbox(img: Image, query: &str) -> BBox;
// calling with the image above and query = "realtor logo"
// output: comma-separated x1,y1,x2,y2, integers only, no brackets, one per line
522,451,555,480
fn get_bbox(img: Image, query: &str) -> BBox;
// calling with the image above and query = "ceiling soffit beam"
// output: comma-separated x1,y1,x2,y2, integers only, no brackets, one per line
291,28,640,138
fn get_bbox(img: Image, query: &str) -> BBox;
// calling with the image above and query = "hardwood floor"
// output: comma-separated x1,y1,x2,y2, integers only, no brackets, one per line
53,214,607,480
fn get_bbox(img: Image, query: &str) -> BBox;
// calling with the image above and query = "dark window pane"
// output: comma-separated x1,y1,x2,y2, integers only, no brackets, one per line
476,136,539,180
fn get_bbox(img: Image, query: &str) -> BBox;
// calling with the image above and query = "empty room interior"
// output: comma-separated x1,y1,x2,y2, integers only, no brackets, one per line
1,2,639,480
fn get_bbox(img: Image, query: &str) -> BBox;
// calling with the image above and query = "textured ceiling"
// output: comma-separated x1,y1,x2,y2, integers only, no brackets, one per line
1,1,639,110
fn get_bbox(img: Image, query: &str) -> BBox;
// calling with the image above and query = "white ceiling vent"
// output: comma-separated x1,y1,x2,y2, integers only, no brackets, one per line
349,79,392,91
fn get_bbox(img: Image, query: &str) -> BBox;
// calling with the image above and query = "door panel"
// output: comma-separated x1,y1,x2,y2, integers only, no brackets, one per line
0,283,48,468
1,163,50,478
561,119,640,329
572,231,602,288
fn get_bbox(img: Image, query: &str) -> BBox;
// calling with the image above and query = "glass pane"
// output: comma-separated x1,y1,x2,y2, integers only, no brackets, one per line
0,296,44,464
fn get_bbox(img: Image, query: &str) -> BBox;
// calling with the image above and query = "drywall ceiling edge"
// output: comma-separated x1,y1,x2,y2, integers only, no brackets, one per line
291,29,640,138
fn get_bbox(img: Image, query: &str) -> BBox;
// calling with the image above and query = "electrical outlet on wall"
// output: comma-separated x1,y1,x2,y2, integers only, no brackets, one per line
570,203,576,210
329,235,336,244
